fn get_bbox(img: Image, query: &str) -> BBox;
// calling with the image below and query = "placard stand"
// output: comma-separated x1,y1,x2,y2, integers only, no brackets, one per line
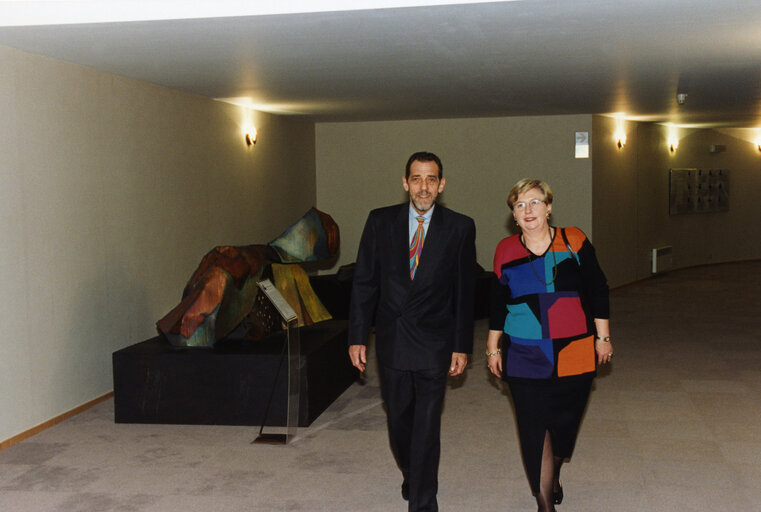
252,279,300,445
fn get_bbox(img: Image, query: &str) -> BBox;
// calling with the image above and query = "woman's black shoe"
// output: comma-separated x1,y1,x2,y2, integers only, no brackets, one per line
553,483,563,505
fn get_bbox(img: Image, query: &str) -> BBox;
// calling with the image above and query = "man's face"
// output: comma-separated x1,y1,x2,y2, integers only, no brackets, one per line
403,160,446,214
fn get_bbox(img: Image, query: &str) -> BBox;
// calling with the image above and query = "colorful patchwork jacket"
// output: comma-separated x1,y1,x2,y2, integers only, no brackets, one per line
490,227,609,380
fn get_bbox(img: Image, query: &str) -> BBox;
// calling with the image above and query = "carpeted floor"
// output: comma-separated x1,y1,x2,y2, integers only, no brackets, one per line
1,261,760,511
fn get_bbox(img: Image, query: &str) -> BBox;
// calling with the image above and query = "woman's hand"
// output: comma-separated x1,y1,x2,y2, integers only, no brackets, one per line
486,329,503,377
594,318,613,365
487,352,502,377
595,338,614,365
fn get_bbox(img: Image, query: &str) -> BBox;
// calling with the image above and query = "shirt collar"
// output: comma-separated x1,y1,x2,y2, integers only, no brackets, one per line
409,203,434,221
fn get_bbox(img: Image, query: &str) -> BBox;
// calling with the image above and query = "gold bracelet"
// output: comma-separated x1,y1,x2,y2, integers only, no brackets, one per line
485,349,501,357
596,336,611,342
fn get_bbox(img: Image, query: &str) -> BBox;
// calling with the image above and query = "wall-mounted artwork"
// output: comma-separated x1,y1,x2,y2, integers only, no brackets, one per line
669,168,729,215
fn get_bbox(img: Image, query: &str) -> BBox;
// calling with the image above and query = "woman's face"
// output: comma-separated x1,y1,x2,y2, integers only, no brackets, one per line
513,187,552,232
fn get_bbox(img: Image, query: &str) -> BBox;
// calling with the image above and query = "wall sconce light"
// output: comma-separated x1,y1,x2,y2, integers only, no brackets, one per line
665,124,680,154
245,129,257,146
613,117,627,149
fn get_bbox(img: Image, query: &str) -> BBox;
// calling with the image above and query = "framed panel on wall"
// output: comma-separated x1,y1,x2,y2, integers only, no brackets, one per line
669,168,729,215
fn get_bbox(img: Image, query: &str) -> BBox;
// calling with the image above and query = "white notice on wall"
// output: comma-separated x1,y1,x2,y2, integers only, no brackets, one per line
575,131,589,159
257,279,298,323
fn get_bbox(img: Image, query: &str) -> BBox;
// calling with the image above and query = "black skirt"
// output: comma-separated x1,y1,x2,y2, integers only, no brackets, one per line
508,376,593,494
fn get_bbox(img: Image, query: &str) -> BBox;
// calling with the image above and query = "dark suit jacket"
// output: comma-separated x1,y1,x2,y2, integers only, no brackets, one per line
348,202,476,371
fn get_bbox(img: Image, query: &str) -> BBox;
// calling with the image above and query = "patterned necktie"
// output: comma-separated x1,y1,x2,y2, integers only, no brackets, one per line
409,216,425,279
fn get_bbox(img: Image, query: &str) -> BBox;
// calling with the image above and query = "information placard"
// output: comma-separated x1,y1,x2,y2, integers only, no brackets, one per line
257,279,297,323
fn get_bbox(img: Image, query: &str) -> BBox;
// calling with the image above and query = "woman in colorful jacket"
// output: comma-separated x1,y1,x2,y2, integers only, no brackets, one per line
486,178,613,512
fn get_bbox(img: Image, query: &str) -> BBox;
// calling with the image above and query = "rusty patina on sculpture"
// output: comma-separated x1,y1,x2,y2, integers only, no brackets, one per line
157,207,339,348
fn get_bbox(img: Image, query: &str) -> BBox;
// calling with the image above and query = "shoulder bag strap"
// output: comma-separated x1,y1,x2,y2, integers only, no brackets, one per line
560,227,581,266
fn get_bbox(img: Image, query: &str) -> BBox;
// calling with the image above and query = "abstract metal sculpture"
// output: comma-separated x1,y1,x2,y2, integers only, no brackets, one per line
157,207,339,348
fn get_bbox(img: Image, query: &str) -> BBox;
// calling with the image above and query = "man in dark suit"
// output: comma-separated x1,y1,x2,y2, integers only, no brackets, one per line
348,151,476,512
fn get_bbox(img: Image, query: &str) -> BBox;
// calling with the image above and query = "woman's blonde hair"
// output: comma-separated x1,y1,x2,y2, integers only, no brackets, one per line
507,179,553,210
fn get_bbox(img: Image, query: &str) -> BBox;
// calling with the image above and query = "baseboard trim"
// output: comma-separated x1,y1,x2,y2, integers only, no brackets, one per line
0,391,114,451
609,258,761,291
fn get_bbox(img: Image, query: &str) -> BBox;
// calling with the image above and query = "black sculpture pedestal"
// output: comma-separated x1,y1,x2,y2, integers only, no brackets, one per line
112,319,356,427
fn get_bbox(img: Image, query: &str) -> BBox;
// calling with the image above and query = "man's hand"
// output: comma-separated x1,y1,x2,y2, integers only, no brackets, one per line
449,352,468,376
348,345,367,372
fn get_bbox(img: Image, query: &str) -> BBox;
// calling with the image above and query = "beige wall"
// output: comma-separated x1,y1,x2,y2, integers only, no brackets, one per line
316,115,594,272
592,116,761,286
591,116,640,286
318,115,760,289
0,46,316,442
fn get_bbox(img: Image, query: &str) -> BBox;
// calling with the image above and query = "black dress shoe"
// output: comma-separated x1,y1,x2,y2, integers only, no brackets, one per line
401,481,409,501
553,482,563,505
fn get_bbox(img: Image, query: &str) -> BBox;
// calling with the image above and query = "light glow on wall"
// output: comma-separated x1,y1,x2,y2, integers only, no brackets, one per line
614,117,627,149
666,124,680,153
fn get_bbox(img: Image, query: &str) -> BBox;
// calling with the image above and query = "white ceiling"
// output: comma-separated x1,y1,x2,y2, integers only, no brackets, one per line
1,0,760,127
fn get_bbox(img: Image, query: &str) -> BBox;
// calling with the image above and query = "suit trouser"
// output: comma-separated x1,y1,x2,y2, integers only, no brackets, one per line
379,365,448,512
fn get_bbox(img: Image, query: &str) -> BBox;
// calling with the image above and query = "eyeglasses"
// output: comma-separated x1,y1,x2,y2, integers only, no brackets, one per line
513,199,546,211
